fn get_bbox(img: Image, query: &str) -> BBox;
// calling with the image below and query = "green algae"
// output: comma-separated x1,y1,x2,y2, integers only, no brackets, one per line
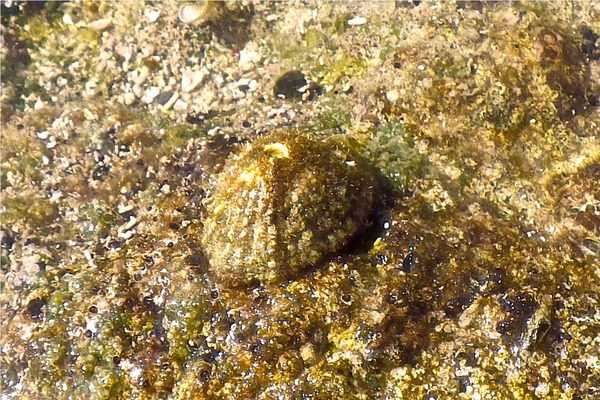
312,105,352,132
364,121,430,189
165,289,208,361
275,24,369,90
3,2,104,110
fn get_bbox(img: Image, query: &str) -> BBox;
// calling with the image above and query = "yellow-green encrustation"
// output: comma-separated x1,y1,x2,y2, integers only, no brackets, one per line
202,132,376,285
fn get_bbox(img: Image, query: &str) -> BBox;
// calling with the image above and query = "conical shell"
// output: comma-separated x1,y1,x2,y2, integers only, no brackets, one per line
202,132,377,286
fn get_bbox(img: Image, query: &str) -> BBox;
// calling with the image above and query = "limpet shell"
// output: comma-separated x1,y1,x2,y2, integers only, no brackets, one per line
202,132,377,286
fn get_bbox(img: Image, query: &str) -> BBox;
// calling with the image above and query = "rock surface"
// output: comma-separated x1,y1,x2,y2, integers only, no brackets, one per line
1,1,599,399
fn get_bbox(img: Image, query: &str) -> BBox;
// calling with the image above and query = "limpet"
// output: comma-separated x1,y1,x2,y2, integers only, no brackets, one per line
202,131,377,286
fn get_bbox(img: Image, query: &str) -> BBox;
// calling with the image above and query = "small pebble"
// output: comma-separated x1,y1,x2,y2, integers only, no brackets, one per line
85,79,97,94
238,78,251,87
63,13,73,25
115,43,132,61
273,70,321,100
33,98,46,110
132,84,143,97
239,48,260,72
83,108,96,120
95,60,107,73
133,66,150,85
124,92,136,105
157,90,175,106
83,250,94,262
214,75,225,89
386,90,399,102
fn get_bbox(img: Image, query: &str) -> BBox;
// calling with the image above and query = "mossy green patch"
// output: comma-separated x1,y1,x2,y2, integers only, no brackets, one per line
363,122,430,189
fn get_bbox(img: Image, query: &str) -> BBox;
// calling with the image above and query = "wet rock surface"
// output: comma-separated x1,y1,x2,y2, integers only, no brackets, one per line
1,1,599,399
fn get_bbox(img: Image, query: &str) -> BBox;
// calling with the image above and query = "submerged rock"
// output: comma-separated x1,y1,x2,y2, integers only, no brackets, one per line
202,131,377,285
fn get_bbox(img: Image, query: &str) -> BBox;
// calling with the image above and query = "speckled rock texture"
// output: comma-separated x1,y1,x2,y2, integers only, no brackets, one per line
1,1,599,399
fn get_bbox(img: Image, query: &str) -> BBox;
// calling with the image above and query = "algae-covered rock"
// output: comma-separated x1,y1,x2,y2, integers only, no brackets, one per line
202,132,377,285
2,1,600,399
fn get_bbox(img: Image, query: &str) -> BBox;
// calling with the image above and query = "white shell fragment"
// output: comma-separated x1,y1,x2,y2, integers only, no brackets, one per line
347,16,367,26
181,70,206,93
174,99,188,112
143,86,160,104
88,18,112,31
117,216,138,239
37,131,49,140
63,13,74,25
146,9,160,23
178,3,206,24
162,92,179,111
117,204,134,214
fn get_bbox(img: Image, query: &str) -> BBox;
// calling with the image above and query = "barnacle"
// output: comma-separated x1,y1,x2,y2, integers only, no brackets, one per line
202,131,377,285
